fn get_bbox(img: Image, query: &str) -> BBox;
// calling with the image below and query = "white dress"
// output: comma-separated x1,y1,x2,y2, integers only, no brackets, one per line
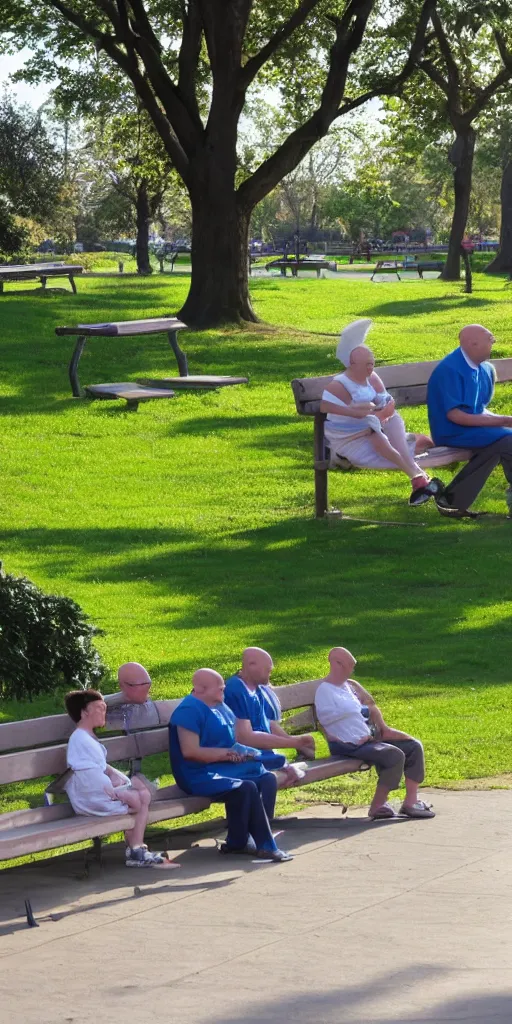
323,372,417,470
65,728,131,816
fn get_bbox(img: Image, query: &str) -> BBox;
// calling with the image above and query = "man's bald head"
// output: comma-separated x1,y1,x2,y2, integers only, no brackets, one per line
459,324,494,365
118,662,152,703
192,668,225,705
327,647,357,681
241,647,273,685
349,345,375,375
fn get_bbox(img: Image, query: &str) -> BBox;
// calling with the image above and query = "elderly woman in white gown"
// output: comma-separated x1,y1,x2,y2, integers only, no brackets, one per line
321,319,442,505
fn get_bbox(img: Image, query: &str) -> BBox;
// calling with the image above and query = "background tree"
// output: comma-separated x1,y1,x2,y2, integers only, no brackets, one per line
0,94,62,257
478,93,512,272
0,0,436,325
83,104,176,273
393,1,512,279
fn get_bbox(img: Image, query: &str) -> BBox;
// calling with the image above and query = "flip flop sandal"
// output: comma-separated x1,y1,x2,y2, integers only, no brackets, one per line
399,801,435,819
253,848,293,863
368,804,396,820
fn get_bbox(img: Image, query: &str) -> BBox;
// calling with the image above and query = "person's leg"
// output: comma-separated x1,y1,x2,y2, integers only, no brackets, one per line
368,429,424,480
438,435,512,511
256,771,278,821
328,739,405,815
387,739,425,807
382,413,428,479
122,786,150,848
221,783,252,851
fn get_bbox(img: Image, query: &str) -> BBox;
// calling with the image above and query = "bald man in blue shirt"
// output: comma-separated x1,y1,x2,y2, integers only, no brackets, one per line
427,324,512,517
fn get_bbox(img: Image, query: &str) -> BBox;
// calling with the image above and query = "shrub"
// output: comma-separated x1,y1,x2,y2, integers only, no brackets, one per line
0,568,107,701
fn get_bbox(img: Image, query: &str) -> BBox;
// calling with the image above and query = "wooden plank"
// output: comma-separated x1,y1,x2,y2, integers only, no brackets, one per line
274,679,323,712
56,318,187,337
0,715,74,753
285,708,316,730
276,756,366,789
0,795,212,862
137,375,248,389
85,383,175,400
0,734,138,785
292,357,512,411
0,804,75,831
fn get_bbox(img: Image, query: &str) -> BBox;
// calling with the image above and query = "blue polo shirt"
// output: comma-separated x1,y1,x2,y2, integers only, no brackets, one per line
224,675,286,771
427,347,511,448
169,694,267,796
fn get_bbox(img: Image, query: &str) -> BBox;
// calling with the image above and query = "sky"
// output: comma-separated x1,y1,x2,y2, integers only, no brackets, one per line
0,50,52,108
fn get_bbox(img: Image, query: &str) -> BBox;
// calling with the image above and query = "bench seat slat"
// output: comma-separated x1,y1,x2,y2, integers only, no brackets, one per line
55,318,186,337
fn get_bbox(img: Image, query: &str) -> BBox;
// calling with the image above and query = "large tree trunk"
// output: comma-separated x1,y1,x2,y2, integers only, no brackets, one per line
135,179,153,275
486,159,512,273
442,128,475,281
179,133,256,326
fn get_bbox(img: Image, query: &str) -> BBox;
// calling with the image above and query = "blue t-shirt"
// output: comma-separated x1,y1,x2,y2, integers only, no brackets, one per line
224,675,286,771
427,348,511,448
169,694,267,796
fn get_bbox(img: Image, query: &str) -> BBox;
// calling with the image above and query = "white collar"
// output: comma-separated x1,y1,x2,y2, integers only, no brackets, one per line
460,348,479,371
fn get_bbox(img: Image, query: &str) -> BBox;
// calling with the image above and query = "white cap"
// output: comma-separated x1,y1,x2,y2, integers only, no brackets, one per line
335,319,373,367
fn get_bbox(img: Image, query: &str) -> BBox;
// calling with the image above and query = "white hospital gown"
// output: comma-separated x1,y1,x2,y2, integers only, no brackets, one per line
65,728,130,816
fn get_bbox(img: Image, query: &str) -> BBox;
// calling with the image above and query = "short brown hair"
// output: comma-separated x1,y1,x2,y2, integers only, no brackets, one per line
65,689,103,723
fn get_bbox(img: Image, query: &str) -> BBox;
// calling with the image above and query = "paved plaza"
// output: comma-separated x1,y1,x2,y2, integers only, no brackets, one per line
2,789,512,1024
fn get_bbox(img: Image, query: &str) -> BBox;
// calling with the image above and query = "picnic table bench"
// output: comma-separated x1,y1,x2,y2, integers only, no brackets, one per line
265,258,337,279
371,259,444,281
56,317,248,408
291,357,512,517
0,262,83,294
0,681,368,866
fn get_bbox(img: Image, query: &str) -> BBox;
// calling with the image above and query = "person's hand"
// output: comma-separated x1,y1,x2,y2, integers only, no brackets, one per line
225,749,245,763
354,402,375,417
296,734,315,758
104,785,119,800
375,399,395,422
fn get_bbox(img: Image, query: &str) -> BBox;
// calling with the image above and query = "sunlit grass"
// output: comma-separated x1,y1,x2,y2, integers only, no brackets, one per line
2,269,512,837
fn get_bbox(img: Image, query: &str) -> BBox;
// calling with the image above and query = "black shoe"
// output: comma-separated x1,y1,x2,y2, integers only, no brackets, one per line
409,476,445,507
218,837,256,856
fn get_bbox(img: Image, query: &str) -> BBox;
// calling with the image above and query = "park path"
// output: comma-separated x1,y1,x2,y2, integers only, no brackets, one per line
1,789,512,1023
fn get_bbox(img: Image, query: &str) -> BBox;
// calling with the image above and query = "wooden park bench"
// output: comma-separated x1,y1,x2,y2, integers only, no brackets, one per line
0,680,368,865
0,262,83,294
291,357,512,517
56,317,248,408
371,259,444,281
265,258,337,279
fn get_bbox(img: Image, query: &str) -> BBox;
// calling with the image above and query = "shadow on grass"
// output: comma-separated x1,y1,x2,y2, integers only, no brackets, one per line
365,295,495,318
2,518,512,687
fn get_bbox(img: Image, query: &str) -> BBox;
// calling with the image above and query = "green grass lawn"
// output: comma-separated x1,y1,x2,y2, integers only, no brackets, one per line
2,269,512,838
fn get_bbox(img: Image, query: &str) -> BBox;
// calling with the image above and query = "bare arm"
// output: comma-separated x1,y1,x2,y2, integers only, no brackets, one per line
347,681,412,741
447,407,512,427
320,380,375,418
235,718,315,754
176,726,241,763
347,678,376,707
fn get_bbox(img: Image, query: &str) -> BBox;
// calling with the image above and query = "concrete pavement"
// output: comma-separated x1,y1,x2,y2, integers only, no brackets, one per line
2,789,512,1023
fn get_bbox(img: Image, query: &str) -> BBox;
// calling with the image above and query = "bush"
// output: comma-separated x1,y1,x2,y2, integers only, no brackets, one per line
0,569,107,700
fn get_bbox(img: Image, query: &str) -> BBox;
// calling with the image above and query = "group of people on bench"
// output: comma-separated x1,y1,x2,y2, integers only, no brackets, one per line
64,646,433,869
322,319,512,517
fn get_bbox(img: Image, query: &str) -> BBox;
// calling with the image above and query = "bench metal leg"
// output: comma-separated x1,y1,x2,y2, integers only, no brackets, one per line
314,413,329,518
167,329,188,377
126,399,139,412
69,274,77,294
0,280,3,294
84,836,103,874
69,335,87,397
40,276,47,290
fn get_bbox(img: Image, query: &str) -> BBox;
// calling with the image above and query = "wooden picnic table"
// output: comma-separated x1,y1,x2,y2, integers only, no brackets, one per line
0,262,83,294
55,317,248,408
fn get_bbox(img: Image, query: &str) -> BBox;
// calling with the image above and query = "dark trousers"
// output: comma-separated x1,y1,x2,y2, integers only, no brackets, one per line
444,436,512,510
218,774,277,852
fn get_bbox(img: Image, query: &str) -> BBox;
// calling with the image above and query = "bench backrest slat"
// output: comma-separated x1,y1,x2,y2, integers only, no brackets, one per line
292,357,512,415
0,685,323,786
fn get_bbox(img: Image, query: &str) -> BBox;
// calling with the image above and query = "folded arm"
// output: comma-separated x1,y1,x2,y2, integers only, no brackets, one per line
447,407,512,428
235,718,315,755
177,727,243,763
